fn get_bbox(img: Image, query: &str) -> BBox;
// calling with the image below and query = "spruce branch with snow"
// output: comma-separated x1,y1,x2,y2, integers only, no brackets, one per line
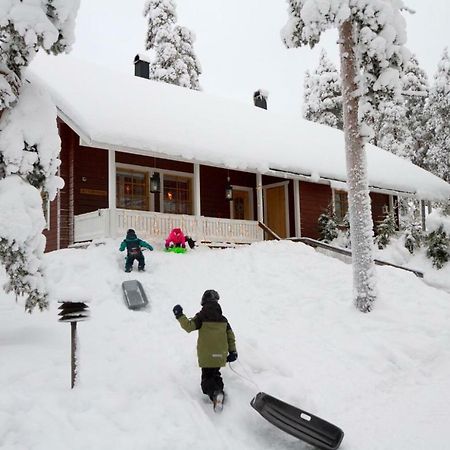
375,96,414,159
282,0,410,312
0,0,80,311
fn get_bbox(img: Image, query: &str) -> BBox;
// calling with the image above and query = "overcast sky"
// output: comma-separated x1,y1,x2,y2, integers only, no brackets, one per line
70,0,450,114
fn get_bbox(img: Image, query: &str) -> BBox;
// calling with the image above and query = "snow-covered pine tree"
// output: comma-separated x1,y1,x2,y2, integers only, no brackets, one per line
403,220,423,254
374,213,397,249
426,225,449,269
318,206,338,243
282,0,410,312
0,0,80,312
376,96,414,159
424,48,450,183
303,49,343,130
143,0,177,49
143,0,201,90
402,55,429,167
174,26,202,90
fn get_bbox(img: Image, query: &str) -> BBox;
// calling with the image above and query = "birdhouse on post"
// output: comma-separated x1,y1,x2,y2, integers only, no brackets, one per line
58,301,90,389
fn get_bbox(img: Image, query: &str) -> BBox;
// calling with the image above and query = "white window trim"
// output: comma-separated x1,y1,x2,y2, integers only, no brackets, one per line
229,185,254,220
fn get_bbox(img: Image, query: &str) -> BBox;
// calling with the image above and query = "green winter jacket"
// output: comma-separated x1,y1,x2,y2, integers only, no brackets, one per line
177,302,236,368
119,237,153,253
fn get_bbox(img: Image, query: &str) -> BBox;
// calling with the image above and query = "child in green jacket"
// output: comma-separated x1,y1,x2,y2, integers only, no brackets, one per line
119,229,153,272
173,290,237,410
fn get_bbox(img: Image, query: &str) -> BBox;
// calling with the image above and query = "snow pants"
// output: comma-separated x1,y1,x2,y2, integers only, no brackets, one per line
201,368,224,399
125,253,145,271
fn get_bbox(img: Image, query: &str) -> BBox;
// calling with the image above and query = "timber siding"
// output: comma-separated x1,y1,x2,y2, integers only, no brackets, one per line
299,181,332,240
44,121,75,252
200,166,257,219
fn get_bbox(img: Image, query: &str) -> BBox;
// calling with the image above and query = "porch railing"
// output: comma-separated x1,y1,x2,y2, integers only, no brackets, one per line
74,209,263,244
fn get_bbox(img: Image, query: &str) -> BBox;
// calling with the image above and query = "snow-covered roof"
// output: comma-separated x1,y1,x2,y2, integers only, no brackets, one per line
28,54,450,201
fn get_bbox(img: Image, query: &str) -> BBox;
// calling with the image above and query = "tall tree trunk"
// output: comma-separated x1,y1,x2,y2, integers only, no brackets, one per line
339,20,377,312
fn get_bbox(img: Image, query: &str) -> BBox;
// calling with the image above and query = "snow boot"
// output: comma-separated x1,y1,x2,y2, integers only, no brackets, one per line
138,267,145,272
212,390,225,412
125,267,132,273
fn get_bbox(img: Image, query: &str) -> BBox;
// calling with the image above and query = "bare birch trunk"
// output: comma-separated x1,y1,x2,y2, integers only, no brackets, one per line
339,20,377,312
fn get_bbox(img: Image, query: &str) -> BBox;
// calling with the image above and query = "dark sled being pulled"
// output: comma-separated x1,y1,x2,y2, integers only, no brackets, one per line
250,392,344,450
121,280,149,310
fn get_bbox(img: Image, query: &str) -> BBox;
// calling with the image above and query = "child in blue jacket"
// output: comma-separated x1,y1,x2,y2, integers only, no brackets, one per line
119,229,153,272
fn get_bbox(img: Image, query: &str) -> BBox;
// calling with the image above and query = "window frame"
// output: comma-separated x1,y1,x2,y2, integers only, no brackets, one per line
115,163,194,214
116,167,150,211
332,189,349,224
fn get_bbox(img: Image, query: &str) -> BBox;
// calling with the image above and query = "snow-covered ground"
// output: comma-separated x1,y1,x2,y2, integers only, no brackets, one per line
1,240,450,450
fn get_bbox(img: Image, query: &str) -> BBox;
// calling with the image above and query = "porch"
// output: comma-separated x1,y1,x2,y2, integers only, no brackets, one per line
74,209,263,244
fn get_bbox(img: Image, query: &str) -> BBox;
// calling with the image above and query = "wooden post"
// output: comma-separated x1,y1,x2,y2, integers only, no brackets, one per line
193,163,201,216
108,149,117,238
256,173,264,223
293,179,301,237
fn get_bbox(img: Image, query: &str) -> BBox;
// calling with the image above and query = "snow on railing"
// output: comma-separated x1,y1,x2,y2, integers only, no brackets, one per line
74,209,263,244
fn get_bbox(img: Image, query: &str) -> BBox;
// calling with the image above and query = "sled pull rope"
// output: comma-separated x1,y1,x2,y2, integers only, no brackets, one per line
228,361,260,390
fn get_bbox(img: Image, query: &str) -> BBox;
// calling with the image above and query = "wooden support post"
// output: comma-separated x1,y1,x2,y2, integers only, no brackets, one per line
194,163,201,217
293,179,301,237
256,173,264,223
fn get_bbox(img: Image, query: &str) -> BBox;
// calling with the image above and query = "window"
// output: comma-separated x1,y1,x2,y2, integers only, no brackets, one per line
163,175,192,214
116,170,149,211
334,190,348,223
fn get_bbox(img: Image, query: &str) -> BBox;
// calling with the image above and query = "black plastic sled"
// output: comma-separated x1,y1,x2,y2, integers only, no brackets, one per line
121,280,149,310
250,392,344,450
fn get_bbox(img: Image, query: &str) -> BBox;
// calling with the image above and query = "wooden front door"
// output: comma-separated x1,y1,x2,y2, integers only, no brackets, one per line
265,185,287,238
231,189,253,220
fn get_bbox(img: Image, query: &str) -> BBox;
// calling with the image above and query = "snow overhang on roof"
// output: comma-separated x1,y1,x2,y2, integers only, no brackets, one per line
27,54,450,202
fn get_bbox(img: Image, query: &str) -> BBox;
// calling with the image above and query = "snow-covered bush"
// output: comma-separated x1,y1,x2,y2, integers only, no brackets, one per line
425,210,450,269
403,221,423,254
318,208,338,243
0,176,47,311
334,214,351,249
375,213,397,249
426,226,449,269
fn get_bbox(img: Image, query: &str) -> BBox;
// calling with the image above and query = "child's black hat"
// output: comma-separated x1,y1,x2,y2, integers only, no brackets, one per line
126,228,136,238
201,289,220,305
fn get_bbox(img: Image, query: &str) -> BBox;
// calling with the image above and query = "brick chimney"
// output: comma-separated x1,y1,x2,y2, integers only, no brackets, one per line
253,89,268,109
134,54,150,79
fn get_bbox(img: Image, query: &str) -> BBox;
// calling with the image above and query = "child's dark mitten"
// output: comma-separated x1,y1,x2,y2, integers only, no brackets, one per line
173,304,183,319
